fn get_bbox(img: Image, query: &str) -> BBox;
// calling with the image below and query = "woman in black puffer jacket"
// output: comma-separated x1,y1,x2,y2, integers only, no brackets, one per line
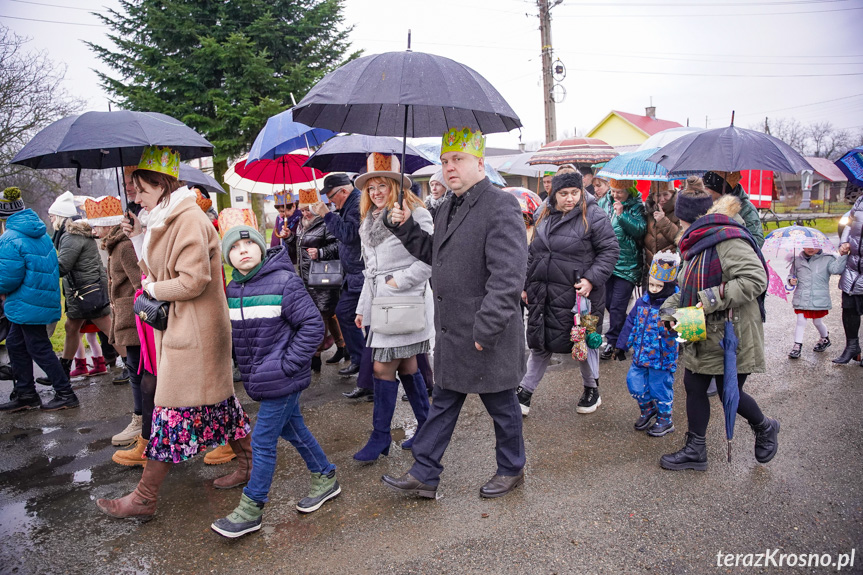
296,205,345,370
517,172,619,416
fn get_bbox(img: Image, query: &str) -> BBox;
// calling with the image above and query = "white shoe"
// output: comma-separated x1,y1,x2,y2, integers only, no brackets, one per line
115,356,125,369
112,414,143,446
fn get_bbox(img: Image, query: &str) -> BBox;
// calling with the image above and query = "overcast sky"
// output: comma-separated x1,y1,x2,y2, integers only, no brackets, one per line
3,0,863,151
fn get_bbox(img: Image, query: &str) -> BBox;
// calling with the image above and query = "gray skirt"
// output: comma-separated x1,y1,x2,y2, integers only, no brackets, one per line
373,340,431,363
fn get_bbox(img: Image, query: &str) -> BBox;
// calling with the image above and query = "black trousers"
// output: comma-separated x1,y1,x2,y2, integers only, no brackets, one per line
409,387,525,486
683,370,765,437
7,323,71,395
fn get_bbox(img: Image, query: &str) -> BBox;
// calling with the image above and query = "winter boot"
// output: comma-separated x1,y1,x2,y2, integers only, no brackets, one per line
113,361,130,384
833,338,861,364
788,342,802,359
112,435,148,467
296,469,342,513
0,363,14,381
311,355,322,373
353,377,398,461
0,391,41,412
660,431,707,471
69,358,89,378
750,416,780,464
204,443,236,465
112,414,143,446
88,356,108,376
211,493,265,539
599,343,614,361
40,390,79,411
400,372,430,450
576,382,601,414
634,401,657,431
516,385,533,417
326,346,347,364
813,335,831,353
647,413,675,437
213,435,253,489
37,358,72,385
96,460,171,519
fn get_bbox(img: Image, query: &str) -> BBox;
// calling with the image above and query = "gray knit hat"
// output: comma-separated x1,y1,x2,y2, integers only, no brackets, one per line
221,225,267,266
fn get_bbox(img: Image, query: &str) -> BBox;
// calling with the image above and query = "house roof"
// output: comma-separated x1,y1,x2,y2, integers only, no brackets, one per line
611,110,683,136
805,157,847,182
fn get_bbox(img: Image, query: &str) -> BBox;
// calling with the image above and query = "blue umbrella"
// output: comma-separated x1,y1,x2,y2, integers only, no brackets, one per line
647,123,812,174
247,108,336,163
835,146,863,187
719,309,740,462
597,148,704,182
179,163,225,196
414,143,507,187
303,135,433,174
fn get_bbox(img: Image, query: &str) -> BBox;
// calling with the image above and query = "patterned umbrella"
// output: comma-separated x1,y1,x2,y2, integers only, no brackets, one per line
765,261,789,302
762,225,837,262
835,146,863,187
528,138,618,166
596,148,703,182
502,187,542,222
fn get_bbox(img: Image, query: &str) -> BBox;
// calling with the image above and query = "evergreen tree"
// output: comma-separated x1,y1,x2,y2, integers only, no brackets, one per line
88,0,357,215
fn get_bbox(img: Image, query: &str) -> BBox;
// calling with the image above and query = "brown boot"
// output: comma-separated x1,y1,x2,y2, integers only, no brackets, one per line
112,435,148,467
213,436,253,489
96,460,171,519
203,443,236,465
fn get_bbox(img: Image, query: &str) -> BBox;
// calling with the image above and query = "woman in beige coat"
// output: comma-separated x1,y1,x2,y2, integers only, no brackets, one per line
97,147,251,520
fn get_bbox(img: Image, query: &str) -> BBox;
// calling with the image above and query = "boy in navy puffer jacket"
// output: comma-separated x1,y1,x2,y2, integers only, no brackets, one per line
615,252,680,437
211,224,339,540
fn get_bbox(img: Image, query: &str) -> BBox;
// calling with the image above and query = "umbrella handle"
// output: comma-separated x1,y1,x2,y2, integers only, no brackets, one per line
398,104,409,207
727,440,732,463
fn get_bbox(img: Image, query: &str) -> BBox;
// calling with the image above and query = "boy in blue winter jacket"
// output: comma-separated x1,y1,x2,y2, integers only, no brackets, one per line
615,252,680,437
211,223,339,539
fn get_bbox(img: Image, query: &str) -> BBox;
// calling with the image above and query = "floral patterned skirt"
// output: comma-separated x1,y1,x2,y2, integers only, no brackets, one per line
145,395,251,463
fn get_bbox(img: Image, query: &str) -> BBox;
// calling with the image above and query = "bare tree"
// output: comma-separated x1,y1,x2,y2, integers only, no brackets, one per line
753,117,857,160
808,122,850,160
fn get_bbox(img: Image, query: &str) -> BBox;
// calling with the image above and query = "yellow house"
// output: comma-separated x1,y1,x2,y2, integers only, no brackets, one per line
587,107,683,147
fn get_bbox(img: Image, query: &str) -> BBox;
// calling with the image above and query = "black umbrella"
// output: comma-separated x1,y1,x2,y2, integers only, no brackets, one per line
303,134,434,174
179,163,225,196
293,43,520,205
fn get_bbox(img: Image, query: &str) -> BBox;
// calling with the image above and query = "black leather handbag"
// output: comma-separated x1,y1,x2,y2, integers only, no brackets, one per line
133,291,170,331
308,260,344,288
70,279,110,317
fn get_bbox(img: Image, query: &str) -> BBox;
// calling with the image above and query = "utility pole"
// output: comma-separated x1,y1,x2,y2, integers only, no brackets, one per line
538,0,561,144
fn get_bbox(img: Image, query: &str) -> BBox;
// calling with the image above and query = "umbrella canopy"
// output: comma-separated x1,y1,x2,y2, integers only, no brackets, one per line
647,125,813,174
224,154,328,196
11,110,213,170
765,261,790,302
303,134,434,174
292,51,521,137
719,312,740,462
413,143,507,186
495,152,557,178
636,127,704,152
835,146,863,187
247,108,336,163
528,138,618,166
596,148,704,182
179,163,224,196
763,226,837,262
502,187,542,216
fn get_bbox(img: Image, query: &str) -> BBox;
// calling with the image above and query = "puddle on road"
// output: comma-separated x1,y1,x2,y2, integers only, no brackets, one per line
73,468,93,484
0,425,61,442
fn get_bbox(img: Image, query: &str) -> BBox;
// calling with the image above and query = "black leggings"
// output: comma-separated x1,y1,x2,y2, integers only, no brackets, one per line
140,372,157,441
683,370,765,437
842,307,862,340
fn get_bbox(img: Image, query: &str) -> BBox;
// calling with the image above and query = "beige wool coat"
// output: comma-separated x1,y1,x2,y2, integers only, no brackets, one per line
139,198,233,408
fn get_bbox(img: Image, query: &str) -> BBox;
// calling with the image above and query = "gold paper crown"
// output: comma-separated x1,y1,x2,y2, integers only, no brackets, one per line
84,196,124,226
608,178,635,191
138,146,180,179
217,208,258,238
194,189,212,213
274,190,291,206
297,188,320,208
649,251,680,283
441,127,486,158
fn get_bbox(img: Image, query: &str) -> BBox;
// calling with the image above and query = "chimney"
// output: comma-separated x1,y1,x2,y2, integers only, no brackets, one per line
518,142,526,152
645,106,656,120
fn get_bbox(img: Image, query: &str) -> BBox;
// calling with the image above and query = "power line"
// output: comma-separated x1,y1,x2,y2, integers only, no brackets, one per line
0,13,103,27
567,66,863,78
9,0,105,11
554,5,863,16
564,0,849,5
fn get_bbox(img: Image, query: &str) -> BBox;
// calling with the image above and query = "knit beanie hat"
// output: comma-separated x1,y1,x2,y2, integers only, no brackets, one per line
0,187,25,218
551,172,583,194
429,169,447,189
702,171,732,195
221,225,267,266
48,191,78,218
675,187,714,224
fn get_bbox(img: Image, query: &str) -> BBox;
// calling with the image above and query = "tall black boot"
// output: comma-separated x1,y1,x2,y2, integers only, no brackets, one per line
659,432,707,471
832,338,861,364
750,417,780,463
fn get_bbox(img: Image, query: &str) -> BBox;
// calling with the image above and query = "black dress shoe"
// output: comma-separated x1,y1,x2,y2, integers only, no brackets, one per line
326,347,347,364
40,390,79,411
381,472,437,499
0,363,14,381
342,387,373,399
479,470,524,498
338,363,360,376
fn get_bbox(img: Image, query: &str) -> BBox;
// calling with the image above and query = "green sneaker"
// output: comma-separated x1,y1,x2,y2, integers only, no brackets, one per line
296,469,341,513
211,493,265,538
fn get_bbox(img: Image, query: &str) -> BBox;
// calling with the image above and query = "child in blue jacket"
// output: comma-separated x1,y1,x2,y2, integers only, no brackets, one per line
211,224,339,539
615,252,680,437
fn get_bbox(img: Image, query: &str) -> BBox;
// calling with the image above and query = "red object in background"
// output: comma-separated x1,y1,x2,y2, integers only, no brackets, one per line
632,170,774,208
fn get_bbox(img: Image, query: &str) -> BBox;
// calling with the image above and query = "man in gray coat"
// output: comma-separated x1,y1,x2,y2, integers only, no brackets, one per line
381,127,529,499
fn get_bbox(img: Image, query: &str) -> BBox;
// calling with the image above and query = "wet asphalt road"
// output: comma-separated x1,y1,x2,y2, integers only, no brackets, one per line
1,283,861,575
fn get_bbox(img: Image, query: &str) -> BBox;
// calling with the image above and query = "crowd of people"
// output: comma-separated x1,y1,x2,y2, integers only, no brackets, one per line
0,127,861,540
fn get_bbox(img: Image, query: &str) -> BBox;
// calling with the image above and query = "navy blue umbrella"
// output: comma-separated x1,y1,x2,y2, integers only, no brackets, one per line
835,146,863,187
247,108,336,163
179,163,225,196
11,110,213,170
647,122,812,175
303,135,433,174
719,309,740,462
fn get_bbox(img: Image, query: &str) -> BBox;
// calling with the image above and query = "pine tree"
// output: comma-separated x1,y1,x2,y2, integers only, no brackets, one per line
88,0,357,215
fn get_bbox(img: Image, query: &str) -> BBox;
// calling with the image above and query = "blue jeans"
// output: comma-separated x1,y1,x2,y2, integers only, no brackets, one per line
243,392,335,504
336,288,365,366
625,364,674,414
